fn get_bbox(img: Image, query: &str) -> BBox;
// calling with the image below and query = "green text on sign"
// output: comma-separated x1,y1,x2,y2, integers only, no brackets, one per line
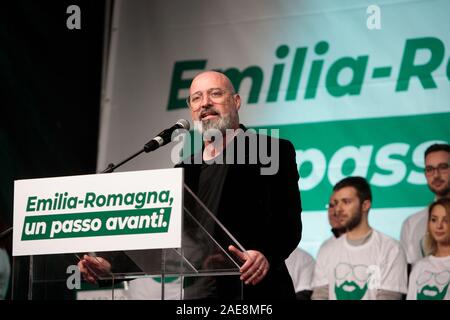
21,208,172,240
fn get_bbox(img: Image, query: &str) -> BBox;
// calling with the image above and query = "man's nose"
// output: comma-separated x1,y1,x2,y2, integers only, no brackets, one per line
200,93,213,108
431,168,443,177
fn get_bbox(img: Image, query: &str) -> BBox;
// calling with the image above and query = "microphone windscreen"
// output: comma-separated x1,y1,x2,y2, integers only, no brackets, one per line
176,119,190,130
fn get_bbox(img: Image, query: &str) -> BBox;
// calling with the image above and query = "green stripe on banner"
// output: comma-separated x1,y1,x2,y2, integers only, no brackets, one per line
255,112,450,210
21,207,172,240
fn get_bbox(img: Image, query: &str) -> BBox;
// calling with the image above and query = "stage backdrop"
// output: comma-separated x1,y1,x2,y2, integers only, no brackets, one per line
98,0,450,257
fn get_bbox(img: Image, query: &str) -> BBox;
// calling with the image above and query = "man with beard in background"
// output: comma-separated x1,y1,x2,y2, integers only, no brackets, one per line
311,176,407,300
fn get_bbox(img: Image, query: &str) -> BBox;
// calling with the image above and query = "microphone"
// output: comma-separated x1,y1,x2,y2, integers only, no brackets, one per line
101,119,190,173
144,119,190,152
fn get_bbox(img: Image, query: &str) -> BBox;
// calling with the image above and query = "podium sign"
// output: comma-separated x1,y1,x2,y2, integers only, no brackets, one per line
13,168,183,256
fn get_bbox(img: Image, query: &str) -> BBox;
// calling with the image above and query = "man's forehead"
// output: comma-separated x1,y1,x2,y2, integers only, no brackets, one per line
190,72,230,92
425,151,450,165
333,187,358,199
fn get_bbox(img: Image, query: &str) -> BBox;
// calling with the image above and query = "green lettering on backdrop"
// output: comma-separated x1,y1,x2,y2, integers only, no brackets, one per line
326,56,368,97
256,112,450,211
221,66,263,104
396,37,445,91
166,36,449,110
304,41,329,99
266,45,290,102
168,60,207,110
285,47,308,101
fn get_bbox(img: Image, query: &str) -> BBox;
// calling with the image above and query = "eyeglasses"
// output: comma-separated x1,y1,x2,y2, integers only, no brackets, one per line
416,270,450,286
335,263,371,282
424,163,450,176
186,88,232,111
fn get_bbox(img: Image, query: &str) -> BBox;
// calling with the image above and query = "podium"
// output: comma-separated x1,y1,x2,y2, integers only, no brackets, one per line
12,169,245,300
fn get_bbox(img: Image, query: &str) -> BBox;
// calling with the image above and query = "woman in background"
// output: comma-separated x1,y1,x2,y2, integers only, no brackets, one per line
407,198,450,300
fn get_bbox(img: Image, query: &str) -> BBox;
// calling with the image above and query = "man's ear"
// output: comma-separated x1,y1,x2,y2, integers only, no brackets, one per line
362,199,371,213
234,94,241,111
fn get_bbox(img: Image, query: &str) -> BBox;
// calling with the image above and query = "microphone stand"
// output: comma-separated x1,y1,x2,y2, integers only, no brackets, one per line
100,140,159,173
101,148,145,173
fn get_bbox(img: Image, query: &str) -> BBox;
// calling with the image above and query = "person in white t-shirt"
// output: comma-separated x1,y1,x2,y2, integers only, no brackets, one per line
312,176,407,300
401,143,450,267
285,247,315,300
407,198,450,300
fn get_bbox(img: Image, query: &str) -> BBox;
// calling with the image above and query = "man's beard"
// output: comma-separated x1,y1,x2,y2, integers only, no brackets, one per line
429,179,450,197
331,227,346,238
342,208,363,232
202,116,233,133
196,110,238,134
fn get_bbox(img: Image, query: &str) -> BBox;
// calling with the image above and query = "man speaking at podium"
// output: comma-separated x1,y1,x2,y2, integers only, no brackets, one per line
177,71,302,299
79,71,302,300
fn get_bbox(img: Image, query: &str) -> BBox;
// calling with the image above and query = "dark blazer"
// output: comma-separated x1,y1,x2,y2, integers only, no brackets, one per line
176,125,302,299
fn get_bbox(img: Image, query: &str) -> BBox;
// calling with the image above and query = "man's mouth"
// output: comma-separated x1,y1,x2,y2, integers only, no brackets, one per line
201,110,219,121
432,180,444,187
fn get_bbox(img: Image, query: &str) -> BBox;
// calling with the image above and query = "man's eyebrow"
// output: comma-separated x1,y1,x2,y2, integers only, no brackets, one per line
190,87,222,95
334,197,350,202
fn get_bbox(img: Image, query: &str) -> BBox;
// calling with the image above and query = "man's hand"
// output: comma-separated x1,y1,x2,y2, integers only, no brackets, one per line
228,245,270,285
203,252,226,269
77,255,111,284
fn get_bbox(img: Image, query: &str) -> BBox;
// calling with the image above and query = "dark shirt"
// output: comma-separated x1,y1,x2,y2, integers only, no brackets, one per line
197,162,228,217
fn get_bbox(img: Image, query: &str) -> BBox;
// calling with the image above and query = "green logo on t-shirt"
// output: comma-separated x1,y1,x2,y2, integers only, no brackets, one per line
416,270,450,300
417,283,449,300
334,263,370,300
335,281,369,300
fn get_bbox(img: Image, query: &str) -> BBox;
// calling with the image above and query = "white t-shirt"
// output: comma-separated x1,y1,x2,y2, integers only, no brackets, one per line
407,255,450,300
0,249,10,300
321,235,338,248
312,229,408,300
400,208,428,264
285,247,315,292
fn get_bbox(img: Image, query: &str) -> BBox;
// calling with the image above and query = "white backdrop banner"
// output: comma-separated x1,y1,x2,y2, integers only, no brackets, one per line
98,0,450,256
